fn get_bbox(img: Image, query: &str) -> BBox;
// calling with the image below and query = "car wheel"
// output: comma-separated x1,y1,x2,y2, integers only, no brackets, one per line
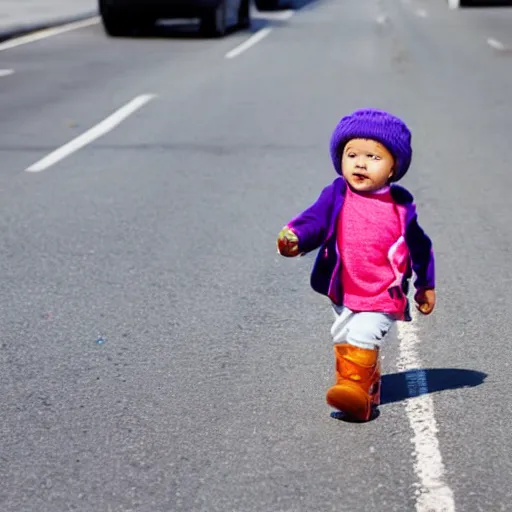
99,0,136,36
254,0,280,10
238,0,251,28
200,1,227,37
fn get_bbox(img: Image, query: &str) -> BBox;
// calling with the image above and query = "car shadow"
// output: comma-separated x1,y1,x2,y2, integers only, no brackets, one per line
380,367,487,405
126,20,232,40
115,18,269,40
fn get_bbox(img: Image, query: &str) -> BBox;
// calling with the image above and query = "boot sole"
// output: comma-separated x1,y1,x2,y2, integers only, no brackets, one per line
326,383,373,422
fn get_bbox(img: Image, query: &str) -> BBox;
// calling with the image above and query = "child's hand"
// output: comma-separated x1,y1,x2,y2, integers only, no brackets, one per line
414,288,436,315
277,227,300,257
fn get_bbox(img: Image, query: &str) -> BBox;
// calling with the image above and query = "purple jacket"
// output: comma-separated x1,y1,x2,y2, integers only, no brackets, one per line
286,178,435,321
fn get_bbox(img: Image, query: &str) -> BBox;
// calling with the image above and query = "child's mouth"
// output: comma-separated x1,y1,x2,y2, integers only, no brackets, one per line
352,173,368,181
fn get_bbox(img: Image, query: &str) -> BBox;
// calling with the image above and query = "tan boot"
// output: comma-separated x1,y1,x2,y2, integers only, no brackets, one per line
326,343,381,422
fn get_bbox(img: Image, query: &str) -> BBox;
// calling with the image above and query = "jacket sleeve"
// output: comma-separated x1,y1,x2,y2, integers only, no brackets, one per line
286,180,337,254
405,203,435,290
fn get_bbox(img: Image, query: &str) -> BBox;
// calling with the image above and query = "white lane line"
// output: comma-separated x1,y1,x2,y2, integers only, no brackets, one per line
397,312,456,512
416,9,428,17
0,69,14,77
26,94,156,172
0,17,100,52
225,27,273,59
487,38,505,51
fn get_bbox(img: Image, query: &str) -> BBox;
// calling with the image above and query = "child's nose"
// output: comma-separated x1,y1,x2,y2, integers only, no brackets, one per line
355,156,366,169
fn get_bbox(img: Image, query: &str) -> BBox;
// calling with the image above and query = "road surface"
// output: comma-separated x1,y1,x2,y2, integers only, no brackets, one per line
1,0,511,510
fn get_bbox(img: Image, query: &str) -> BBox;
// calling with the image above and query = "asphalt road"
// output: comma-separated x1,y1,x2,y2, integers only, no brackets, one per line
1,0,511,511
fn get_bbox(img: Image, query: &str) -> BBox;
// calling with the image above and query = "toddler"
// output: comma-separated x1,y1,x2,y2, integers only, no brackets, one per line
277,108,435,422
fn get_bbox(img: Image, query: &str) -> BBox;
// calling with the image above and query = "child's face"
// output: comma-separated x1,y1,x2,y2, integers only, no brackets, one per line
341,138,395,192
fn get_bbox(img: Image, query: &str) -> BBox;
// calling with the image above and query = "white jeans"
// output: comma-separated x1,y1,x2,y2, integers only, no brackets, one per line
331,304,395,350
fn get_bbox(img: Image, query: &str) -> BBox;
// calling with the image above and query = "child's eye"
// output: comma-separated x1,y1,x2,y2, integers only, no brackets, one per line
368,154,381,160
347,152,356,158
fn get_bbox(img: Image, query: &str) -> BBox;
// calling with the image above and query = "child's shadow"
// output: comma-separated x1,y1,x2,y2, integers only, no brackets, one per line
331,368,486,422
380,367,487,405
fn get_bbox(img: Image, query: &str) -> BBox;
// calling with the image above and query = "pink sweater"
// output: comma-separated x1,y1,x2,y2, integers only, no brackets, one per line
337,185,407,315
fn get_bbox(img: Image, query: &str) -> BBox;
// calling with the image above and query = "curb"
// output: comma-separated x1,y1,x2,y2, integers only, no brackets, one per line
0,10,98,43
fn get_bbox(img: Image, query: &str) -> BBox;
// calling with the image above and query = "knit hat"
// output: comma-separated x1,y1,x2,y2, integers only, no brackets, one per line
329,108,412,182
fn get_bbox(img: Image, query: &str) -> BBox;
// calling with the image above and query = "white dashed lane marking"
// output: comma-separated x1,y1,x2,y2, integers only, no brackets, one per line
26,94,156,172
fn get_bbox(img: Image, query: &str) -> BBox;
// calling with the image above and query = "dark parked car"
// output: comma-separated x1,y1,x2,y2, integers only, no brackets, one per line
99,0,251,37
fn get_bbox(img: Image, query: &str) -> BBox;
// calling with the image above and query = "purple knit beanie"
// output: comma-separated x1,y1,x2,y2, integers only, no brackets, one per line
329,108,412,182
